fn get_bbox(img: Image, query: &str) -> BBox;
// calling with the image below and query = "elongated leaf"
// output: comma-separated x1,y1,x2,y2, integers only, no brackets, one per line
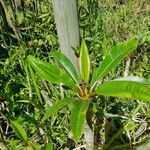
29,65,42,104
96,80,150,103
41,98,72,123
79,41,90,82
45,143,53,150
50,51,79,83
27,55,75,87
91,39,138,85
114,76,150,86
28,141,40,150
11,120,27,141
70,100,89,142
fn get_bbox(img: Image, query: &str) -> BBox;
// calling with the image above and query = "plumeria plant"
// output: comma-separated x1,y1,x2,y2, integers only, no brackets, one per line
27,39,150,144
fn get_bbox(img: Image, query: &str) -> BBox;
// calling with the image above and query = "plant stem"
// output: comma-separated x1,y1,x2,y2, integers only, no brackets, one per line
52,0,80,71
60,83,64,99
84,120,94,150
124,56,131,77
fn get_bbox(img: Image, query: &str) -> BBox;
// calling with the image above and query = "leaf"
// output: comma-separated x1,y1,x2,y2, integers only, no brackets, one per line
27,55,75,87
70,100,89,142
38,13,50,19
45,143,53,150
41,98,72,123
114,76,150,86
125,121,138,132
79,41,90,82
28,141,40,150
28,65,42,104
91,39,138,85
50,51,79,83
11,120,27,141
96,80,150,103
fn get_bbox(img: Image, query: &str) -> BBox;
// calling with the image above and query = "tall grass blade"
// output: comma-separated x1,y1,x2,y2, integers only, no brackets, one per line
41,98,72,123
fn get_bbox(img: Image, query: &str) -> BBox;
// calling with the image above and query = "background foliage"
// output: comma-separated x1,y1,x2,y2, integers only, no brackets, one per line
0,0,150,149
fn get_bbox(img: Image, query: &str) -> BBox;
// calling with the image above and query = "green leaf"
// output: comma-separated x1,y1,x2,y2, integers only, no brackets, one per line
91,39,138,85
45,143,53,150
70,100,89,142
114,76,150,86
28,65,42,104
27,55,75,87
28,141,40,150
41,98,72,123
11,120,27,141
96,80,150,103
50,51,79,83
79,41,90,82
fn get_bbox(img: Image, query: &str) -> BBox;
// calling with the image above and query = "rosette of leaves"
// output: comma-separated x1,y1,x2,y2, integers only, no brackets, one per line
27,39,150,142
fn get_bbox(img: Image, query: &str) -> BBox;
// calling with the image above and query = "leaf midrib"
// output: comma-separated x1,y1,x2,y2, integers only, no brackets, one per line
96,45,133,81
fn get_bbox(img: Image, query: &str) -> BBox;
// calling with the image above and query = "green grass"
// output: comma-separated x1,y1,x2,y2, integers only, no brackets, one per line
0,0,150,149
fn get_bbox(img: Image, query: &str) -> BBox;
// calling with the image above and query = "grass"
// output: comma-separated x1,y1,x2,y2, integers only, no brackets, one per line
0,0,150,149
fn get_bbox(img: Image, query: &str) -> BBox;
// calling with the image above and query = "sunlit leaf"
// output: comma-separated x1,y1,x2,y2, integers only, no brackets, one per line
27,55,75,87
70,100,89,142
114,76,150,86
11,120,27,141
96,80,150,103
41,98,72,123
50,51,79,83
45,143,53,150
79,41,90,82
28,141,40,150
91,39,138,85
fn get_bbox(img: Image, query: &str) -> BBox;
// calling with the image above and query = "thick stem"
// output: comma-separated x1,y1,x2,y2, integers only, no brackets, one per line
52,0,80,71
84,120,94,150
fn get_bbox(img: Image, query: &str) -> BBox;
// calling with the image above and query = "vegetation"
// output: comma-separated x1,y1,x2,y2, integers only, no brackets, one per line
0,0,150,150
